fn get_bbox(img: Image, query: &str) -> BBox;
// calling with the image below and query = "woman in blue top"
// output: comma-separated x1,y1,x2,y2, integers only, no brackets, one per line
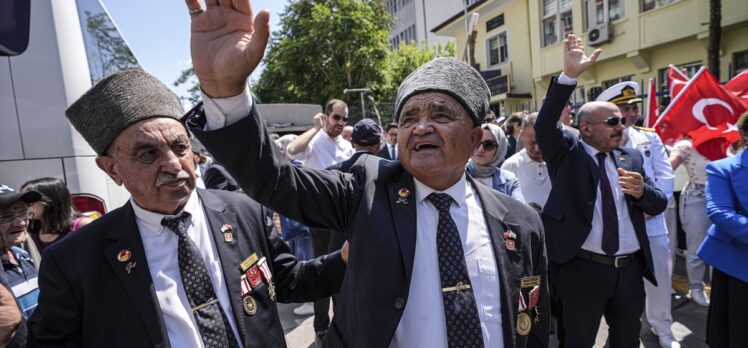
467,123,525,202
698,111,748,348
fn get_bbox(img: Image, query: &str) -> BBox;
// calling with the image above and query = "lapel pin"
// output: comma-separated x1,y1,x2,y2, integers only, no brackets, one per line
396,188,411,205
243,295,257,316
503,230,516,240
505,238,516,251
221,224,234,243
117,249,132,262
125,261,136,274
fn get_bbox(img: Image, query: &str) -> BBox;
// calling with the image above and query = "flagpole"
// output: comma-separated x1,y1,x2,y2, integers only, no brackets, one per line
653,67,706,128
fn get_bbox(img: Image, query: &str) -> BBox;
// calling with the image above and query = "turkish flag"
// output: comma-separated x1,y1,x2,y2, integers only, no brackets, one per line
688,123,742,161
654,67,746,146
668,65,689,100
725,69,748,101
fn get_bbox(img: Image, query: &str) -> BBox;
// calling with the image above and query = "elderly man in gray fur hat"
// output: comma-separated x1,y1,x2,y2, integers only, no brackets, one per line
184,1,549,347
27,68,348,347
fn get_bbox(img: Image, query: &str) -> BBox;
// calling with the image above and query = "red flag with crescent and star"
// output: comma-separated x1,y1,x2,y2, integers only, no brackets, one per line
668,64,690,100
654,67,747,158
725,69,748,101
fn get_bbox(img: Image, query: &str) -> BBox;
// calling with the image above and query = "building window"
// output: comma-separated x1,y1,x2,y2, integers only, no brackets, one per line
487,31,509,66
584,0,623,30
542,0,573,47
657,61,701,104
642,0,676,12
602,75,633,90
734,50,748,74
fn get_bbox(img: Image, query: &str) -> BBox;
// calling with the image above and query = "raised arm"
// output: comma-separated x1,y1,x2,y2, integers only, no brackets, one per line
286,114,324,157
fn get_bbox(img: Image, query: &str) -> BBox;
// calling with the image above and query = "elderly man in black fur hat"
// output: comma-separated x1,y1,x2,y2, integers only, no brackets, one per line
27,68,347,347
183,1,549,347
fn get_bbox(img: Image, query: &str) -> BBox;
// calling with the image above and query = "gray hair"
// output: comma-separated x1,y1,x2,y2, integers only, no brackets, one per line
522,112,538,129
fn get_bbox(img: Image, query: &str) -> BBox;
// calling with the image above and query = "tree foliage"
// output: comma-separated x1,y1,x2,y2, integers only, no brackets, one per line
379,41,456,104
253,0,392,107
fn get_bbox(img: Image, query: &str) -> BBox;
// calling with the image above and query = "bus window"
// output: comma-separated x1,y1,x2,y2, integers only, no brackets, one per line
76,0,140,84
0,0,31,56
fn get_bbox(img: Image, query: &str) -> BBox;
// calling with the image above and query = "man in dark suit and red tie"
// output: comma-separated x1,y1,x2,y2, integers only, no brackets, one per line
535,34,667,347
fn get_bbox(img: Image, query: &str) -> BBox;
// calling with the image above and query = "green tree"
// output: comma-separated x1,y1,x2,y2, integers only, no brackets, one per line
380,41,455,104
253,0,392,110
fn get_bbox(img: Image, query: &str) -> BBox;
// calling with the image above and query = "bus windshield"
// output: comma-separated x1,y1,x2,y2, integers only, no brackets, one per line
76,0,141,84
0,0,31,56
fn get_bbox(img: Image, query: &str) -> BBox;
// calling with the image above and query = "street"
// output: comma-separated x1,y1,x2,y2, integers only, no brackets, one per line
280,253,709,348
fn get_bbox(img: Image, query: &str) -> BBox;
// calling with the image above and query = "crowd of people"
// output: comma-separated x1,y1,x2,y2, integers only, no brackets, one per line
1,1,746,348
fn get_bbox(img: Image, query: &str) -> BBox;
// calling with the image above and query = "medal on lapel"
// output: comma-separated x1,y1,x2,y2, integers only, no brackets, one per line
396,188,410,205
257,257,276,301
516,291,531,336
503,230,517,252
243,295,257,316
221,224,234,243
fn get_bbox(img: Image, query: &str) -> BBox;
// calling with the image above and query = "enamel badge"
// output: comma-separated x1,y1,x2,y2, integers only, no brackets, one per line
396,188,410,205
117,250,132,262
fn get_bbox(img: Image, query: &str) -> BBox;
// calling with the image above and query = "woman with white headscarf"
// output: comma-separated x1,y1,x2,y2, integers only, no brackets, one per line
467,123,525,203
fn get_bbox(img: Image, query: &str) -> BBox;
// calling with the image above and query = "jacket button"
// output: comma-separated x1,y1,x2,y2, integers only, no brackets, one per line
394,297,406,310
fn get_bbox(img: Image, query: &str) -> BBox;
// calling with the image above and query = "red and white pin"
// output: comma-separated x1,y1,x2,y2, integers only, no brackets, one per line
221,224,234,243
117,249,132,262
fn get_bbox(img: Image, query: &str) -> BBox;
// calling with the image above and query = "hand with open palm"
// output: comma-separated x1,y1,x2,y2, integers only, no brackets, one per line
563,34,602,78
185,0,270,98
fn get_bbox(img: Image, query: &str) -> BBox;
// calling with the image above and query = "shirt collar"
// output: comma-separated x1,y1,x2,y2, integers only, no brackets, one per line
414,172,468,208
580,138,605,159
131,190,200,235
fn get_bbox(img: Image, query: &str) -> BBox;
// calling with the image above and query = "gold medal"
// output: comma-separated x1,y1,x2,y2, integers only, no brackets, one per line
243,295,257,316
516,311,531,336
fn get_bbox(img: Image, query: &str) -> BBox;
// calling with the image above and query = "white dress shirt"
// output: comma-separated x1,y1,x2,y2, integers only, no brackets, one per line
288,130,354,170
389,174,503,348
501,149,552,208
578,140,640,255
131,191,243,348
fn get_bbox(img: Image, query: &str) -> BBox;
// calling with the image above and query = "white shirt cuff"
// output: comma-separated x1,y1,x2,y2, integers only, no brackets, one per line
201,88,254,131
556,72,577,86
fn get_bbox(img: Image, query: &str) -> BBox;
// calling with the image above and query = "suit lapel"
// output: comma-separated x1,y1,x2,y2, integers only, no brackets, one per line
197,190,246,342
471,178,520,348
387,173,417,285
103,202,169,346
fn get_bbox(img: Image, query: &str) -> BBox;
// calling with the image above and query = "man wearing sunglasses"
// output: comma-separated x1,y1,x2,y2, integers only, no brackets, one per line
597,82,677,348
286,99,355,171
535,34,667,347
0,185,42,347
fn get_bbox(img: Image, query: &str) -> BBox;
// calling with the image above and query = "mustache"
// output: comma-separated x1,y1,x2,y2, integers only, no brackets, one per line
155,170,190,188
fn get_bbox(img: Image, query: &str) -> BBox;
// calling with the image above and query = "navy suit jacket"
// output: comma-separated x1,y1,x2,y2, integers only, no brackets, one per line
535,80,667,284
28,189,344,347
189,105,550,348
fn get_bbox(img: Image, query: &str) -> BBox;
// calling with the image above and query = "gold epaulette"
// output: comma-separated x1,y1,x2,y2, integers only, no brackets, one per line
635,126,655,132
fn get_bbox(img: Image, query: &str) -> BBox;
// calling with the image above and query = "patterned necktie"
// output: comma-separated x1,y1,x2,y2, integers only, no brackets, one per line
427,193,484,348
162,212,240,348
596,152,619,256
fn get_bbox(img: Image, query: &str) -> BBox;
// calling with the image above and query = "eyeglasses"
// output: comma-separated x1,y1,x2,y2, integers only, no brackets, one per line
0,210,34,224
478,140,498,151
331,114,349,122
586,117,626,126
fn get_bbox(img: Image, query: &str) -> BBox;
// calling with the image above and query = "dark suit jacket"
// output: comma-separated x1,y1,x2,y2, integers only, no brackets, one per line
204,162,241,191
0,269,27,348
28,189,345,347
189,106,550,348
377,143,395,160
325,151,366,252
535,80,667,284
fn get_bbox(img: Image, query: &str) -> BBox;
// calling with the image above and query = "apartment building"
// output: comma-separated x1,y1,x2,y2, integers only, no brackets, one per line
382,0,480,49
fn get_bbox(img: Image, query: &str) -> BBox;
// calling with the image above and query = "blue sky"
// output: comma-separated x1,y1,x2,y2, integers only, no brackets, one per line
102,0,287,99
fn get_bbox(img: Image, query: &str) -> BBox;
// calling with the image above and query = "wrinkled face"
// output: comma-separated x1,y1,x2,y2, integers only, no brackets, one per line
0,201,32,251
386,127,398,145
521,126,543,163
618,103,640,128
324,103,349,138
398,92,482,189
96,118,196,215
580,103,625,153
472,129,498,166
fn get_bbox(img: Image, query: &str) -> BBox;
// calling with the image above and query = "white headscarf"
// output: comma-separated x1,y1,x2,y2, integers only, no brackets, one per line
469,123,508,177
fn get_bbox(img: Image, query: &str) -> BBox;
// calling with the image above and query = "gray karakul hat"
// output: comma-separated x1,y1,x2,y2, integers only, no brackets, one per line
66,69,185,155
394,58,490,127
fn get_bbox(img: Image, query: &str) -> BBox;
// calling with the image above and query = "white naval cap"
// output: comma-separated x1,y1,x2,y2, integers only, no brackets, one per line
596,81,642,105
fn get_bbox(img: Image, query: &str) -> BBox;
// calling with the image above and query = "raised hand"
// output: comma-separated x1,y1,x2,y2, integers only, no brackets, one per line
185,0,270,98
563,34,602,78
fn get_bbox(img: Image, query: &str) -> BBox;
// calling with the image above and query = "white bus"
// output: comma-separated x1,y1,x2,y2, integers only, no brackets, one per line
1,0,140,213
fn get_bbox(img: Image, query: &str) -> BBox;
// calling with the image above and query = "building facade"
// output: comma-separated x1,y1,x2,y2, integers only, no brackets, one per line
382,0,479,50
432,0,748,116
